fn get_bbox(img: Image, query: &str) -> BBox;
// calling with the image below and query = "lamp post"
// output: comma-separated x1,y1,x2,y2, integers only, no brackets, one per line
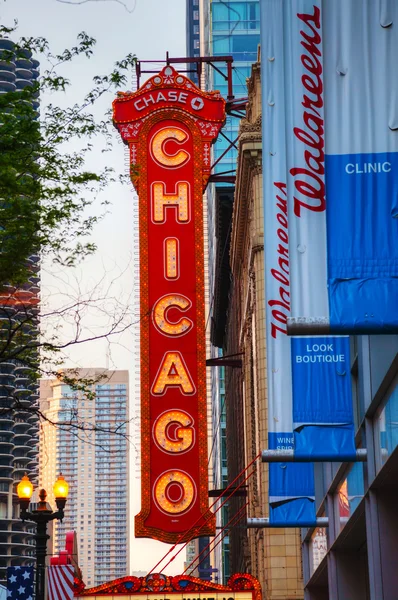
17,474,69,600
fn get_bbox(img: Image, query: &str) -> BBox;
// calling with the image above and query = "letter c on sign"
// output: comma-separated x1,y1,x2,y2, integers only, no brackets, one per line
154,470,196,515
345,163,355,174
152,294,193,337
153,410,194,454
150,127,190,168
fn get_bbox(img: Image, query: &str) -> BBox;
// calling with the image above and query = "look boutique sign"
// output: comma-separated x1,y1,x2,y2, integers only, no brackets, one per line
113,66,225,543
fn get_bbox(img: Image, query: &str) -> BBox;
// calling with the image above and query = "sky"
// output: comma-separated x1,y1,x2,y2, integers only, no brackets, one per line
1,0,187,576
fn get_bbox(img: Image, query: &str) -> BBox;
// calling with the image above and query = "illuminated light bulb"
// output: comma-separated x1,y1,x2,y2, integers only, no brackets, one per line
152,295,193,337
152,182,189,223
17,474,33,500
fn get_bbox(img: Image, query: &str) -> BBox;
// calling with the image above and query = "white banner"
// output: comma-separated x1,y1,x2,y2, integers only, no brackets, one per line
261,0,357,526
267,0,398,335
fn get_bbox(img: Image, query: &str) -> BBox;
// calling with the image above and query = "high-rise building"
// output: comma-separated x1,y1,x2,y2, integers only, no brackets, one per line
0,38,40,584
39,369,130,587
210,0,260,178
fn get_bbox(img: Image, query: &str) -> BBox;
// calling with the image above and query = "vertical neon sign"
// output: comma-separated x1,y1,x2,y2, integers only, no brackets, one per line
113,67,225,543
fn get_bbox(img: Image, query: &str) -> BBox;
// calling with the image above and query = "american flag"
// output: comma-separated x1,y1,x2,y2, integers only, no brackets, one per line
47,565,75,600
7,566,34,600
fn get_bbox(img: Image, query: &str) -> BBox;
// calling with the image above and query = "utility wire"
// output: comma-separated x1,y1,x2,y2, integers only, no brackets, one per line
147,452,260,576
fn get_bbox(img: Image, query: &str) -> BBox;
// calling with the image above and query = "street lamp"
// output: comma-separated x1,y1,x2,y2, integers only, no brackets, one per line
17,474,69,600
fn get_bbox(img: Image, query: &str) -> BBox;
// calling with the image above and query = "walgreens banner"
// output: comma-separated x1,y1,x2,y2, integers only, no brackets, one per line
265,0,398,335
114,67,225,543
261,0,356,525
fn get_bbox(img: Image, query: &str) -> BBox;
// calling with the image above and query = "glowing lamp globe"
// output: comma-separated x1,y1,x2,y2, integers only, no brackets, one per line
17,474,33,500
53,474,69,499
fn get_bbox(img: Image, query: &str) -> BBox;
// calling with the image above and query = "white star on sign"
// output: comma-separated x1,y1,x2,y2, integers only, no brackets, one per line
9,575,17,584
17,586,25,595
27,596,33,600
7,590,12,597
22,571,31,580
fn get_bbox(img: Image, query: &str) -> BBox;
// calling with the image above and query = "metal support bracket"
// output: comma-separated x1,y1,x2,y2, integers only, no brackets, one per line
247,517,331,528
261,448,368,462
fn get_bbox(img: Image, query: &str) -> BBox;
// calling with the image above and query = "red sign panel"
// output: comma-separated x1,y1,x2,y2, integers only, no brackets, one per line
113,67,225,543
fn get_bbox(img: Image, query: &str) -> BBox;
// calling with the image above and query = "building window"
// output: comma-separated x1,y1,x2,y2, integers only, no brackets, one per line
336,461,365,531
375,376,398,471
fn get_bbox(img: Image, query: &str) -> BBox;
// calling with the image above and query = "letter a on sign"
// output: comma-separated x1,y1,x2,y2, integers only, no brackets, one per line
113,67,225,543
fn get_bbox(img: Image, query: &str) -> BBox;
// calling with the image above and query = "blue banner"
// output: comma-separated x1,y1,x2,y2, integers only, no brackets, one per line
291,336,356,460
326,152,398,332
268,434,315,526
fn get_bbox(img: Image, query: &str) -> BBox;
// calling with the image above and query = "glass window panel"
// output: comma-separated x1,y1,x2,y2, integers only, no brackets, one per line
227,3,247,21
213,36,230,55
212,3,230,21
375,377,398,470
336,461,365,530
214,70,227,86
232,34,260,61
309,526,328,575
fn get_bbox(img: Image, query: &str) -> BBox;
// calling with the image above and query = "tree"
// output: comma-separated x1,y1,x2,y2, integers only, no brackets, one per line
0,27,136,284
0,24,137,441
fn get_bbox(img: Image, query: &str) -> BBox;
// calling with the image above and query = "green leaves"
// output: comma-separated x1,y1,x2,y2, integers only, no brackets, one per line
0,25,136,286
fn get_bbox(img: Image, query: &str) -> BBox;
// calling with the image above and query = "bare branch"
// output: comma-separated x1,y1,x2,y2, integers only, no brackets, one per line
55,0,137,13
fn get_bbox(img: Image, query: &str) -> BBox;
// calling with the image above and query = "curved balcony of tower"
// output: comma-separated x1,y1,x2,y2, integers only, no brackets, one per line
27,275,40,296
26,256,40,272
12,459,31,482
13,363,32,377
0,387,13,420
0,373,15,396
15,50,33,94
10,530,36,556
26,408,39,438
25,450,38,476
12,415,30,433
0,40,16,93
0,452,14,480
0,47,15,91
0,361,15,376
13,379,31,408
0,518,36,584
0,311,17,344
15,56,33,84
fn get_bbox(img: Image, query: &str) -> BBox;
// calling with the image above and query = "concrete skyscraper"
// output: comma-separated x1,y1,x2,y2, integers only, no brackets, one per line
0,37,40,584
40,369,130,587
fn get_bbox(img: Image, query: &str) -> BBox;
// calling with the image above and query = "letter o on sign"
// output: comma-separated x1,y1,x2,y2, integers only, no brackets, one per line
154,470,196,515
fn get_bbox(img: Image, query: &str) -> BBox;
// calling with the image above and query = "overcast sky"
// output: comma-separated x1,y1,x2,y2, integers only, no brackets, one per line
1,0,187,576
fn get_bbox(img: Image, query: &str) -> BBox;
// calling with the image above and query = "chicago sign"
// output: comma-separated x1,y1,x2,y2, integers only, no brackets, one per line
113,66,225,543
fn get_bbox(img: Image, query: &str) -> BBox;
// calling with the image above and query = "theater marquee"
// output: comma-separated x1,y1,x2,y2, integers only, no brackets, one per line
113,66,225,542
76,573,261,600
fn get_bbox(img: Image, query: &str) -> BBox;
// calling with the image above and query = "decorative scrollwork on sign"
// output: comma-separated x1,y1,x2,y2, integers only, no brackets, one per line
118,122,142,139
196,120,220,138
76,572,262,600
203,143,210,166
